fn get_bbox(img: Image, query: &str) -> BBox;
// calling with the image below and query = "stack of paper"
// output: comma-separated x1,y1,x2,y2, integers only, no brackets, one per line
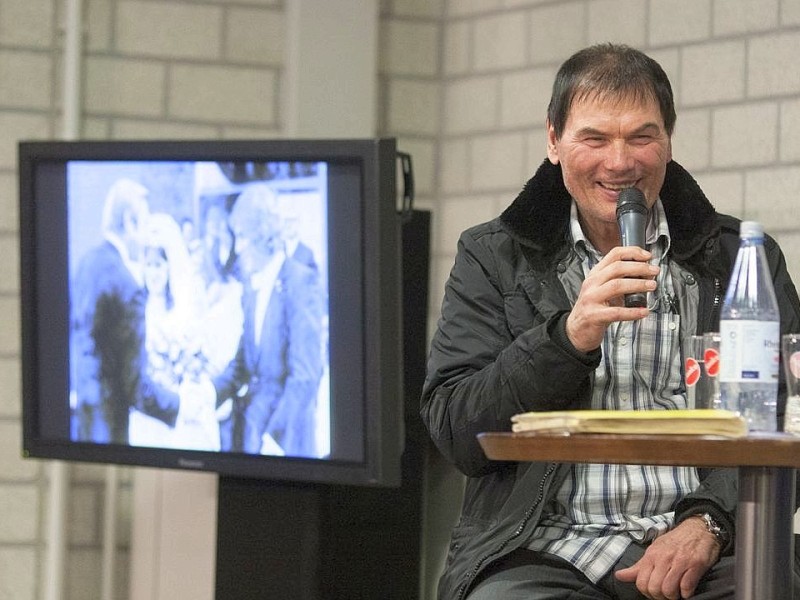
510,409,747,437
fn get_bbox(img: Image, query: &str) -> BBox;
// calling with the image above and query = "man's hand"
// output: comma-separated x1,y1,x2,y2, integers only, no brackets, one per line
565,246,658,352
614,517,721,599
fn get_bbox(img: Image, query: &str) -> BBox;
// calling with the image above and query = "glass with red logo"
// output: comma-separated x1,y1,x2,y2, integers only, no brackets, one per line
702,332,722,410
685,333,721,410
686,335,707,409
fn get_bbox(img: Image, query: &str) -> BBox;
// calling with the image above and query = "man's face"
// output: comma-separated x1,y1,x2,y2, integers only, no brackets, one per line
230,217,261,277
546,93,672,248
230,213,279,278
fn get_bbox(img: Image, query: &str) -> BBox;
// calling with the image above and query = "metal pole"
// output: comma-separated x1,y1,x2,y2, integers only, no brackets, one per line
735,466,796,600
44,3,84,599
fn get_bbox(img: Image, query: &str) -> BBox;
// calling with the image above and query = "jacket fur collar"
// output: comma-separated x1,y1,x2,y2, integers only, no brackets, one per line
499,159,718,270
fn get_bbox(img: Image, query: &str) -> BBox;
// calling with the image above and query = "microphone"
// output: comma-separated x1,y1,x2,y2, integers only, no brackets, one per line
616,187,649,308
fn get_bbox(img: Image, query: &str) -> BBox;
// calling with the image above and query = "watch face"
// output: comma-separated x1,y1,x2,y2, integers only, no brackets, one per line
701,513,727,545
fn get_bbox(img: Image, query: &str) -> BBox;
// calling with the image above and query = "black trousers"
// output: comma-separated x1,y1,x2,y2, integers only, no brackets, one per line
467,543,800,600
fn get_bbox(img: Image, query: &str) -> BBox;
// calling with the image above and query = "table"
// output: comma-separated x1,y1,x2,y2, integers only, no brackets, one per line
478,432,800,600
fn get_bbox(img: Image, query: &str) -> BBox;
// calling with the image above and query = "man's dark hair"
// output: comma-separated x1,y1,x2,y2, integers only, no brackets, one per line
547,43,676,139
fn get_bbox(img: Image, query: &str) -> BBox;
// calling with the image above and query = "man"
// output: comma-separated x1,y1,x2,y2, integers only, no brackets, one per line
72,178,181,443
213,183,323,457
421,44,800,600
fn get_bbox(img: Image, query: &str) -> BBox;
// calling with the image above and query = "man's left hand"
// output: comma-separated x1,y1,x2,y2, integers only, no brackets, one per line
614,517,721,599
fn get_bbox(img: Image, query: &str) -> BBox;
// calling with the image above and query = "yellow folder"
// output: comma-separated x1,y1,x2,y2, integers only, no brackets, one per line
510,409,747,437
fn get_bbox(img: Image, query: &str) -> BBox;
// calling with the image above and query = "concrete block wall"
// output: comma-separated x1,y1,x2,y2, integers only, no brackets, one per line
0,0,56,596
0,0,283,598
4,0,800,598
380,0,442,212
80,0,283,140
433,0,800,323
0,0,442,597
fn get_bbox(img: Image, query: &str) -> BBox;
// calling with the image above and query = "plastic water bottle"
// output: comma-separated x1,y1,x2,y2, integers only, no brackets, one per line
719,221,780,432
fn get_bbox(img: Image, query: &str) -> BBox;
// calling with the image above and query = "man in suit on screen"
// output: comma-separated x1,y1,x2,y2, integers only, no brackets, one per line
213,183,324,457
71,178,182,443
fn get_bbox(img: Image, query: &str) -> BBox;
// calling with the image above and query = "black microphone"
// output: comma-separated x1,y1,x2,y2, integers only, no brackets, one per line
616,187,649,308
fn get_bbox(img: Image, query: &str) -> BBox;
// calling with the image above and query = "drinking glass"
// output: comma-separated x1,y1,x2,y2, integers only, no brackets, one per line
703,332,722,410
686,335,710,409
781,334,800,435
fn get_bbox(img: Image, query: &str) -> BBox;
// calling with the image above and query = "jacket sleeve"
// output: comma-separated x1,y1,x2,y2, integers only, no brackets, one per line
420,229,600,477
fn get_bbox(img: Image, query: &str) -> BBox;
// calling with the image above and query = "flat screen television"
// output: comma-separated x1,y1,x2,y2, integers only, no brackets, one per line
19,138,405,487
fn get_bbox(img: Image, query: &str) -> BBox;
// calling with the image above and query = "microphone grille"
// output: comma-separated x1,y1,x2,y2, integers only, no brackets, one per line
616,187,647,216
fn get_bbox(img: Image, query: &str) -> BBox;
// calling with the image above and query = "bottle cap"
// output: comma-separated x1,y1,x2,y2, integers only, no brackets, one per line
740,221,764,239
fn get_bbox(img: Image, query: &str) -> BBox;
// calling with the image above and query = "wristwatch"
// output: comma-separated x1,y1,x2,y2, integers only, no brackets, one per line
697,513,730,548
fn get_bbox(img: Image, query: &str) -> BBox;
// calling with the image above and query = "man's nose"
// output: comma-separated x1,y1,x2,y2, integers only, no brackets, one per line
606,140,635,171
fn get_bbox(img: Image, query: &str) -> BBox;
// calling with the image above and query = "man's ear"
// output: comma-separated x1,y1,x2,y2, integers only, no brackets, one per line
546,119,559,165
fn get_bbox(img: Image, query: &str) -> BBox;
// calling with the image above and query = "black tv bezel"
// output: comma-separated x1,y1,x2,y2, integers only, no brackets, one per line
18,137,404,488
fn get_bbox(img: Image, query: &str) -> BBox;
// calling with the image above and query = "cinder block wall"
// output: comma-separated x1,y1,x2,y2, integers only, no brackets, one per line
3,0,800,598
1,2,61,599
0,1,283,598
433,0,800,321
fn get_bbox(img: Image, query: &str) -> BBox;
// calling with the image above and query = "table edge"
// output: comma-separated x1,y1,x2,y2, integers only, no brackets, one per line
478,432,800,468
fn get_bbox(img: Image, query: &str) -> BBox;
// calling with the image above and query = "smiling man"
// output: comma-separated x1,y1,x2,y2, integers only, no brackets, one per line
421,44,800,600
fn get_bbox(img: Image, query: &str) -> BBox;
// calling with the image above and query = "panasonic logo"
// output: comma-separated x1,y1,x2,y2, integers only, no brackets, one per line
177,458,205,469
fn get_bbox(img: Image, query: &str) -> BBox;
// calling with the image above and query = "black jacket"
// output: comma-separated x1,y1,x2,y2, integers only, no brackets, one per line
421,159,800,600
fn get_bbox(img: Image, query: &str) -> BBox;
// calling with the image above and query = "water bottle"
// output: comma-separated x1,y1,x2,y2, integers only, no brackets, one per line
719,221,780,432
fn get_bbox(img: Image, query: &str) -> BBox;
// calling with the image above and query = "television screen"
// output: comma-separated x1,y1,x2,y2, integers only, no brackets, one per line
19,138,404,487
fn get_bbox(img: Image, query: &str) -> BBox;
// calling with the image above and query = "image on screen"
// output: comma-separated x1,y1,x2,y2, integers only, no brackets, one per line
66,159,331,460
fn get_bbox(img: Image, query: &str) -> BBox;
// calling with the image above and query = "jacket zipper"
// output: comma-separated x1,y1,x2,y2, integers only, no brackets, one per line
456,462,559,600
711,277,721,325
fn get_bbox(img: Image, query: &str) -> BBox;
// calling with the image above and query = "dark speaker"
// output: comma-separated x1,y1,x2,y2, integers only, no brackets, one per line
215,210,431,600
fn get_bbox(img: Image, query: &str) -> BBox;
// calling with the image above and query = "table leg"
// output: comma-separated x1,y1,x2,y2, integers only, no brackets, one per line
735,466,796,600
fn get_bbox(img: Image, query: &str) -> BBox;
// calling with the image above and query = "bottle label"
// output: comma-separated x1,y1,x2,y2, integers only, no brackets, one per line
719,320,780,383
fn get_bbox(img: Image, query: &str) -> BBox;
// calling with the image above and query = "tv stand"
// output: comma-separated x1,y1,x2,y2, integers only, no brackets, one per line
215,210,430,599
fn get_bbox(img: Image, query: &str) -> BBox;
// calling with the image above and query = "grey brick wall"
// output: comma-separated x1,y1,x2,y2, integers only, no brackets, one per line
434,0,800,329
3,0,800,598
0,0,284,598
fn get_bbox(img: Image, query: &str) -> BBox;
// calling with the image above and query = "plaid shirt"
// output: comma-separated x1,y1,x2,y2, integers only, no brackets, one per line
527,199,699,583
